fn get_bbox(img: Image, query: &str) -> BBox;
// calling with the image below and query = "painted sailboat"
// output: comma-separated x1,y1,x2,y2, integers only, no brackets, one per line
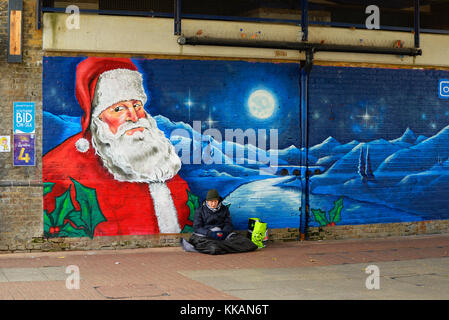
365,145,375,181
358,144,367,182
358,144,375,182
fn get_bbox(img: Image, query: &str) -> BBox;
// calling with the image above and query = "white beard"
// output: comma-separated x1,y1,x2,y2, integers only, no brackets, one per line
90,113,181,183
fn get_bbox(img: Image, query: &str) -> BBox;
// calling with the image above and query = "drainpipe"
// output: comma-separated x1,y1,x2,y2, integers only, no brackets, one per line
177,37,422,57
299,49,313,241
301,0,309,42
414,0,420,48
174,0,182,35
36,0,42,30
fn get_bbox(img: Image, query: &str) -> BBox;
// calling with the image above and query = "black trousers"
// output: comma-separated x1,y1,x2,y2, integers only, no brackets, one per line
188,233,258,255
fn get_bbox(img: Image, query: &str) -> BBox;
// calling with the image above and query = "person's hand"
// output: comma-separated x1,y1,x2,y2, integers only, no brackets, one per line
208,231,225,240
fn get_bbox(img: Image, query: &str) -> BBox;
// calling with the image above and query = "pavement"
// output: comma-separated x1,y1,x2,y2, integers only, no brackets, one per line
0,233,448,301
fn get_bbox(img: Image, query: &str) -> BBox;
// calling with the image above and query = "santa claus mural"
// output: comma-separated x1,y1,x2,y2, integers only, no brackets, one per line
43,57,192,237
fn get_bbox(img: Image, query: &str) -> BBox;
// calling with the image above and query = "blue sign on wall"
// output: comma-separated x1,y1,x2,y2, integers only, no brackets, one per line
439,79,449,99
13,102,35,134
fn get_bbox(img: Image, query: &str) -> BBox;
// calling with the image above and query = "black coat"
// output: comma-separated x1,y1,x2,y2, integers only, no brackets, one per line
193,200,233,236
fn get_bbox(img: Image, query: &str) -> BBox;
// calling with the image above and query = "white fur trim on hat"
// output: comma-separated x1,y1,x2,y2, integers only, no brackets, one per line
75,138,90,153
91,69,148,118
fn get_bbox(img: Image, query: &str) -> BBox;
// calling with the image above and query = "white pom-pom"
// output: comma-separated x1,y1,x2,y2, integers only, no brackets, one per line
75,138,90,153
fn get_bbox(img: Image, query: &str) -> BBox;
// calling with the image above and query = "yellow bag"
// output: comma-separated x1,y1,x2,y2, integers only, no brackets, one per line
247,218,268,248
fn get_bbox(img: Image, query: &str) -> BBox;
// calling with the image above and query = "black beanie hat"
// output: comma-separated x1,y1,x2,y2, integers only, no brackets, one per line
206,189,220,200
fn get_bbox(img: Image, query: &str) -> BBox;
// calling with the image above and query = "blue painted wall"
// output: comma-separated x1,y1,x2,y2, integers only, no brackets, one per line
308,65,449,227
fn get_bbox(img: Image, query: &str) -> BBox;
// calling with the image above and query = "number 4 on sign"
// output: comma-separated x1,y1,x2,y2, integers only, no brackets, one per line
18,147,30,163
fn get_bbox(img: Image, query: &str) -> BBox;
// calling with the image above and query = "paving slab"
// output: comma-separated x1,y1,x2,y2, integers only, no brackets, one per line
0,267,68,282
180,257,449,300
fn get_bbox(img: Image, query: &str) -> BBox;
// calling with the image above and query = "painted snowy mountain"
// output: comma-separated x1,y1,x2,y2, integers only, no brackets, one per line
377,125,449,175
315,139,359,168
311,138,402,186
311,126,449,219
308,136,341,159
154,114,295,167
388,127,417,147
268,145,317,166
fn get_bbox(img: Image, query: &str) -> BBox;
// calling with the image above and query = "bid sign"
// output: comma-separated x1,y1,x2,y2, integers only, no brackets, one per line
13,102,35,134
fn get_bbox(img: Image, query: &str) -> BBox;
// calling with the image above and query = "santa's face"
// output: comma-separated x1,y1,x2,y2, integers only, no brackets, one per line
99,100,146,135
90,101,181,183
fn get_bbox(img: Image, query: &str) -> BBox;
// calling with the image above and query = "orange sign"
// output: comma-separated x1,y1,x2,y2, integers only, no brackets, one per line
9,10,21,56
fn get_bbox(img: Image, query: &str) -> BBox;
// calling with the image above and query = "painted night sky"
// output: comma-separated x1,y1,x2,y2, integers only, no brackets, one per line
308,66,449,145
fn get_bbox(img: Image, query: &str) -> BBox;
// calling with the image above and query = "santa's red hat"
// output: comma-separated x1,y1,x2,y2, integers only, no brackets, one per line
74,57,148,153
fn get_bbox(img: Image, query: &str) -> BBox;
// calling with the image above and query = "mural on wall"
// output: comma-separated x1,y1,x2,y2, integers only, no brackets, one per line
307,66,449,227
43,56,302,237
43,57,449,238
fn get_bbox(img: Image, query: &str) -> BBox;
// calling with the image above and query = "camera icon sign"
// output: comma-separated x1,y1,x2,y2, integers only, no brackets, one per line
439,80,449,99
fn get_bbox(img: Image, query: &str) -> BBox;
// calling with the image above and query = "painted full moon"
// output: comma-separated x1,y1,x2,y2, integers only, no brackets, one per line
248,90,276,119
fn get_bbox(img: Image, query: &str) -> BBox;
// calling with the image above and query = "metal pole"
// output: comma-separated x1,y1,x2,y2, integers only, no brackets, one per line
36,0,42,30
414,0,420,48
174,0,182,35
301,0,309,41
299,50,313,241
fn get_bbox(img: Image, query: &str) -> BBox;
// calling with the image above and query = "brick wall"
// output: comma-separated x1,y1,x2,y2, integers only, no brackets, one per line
0,0,43,248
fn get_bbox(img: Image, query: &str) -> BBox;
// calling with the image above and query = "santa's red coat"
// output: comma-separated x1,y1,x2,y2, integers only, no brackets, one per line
43,132,191,236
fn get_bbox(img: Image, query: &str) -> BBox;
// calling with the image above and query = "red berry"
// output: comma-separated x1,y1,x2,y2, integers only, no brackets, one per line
49,227,55,234
330,222,336,226
55,226,60,233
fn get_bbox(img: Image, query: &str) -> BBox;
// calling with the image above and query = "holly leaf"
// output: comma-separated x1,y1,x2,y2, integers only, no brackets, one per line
186,189,200,221
328,197,343,224
43,210,53,231
43,182,55,196
311,208,329,227
182,189,201,233
70,178,107,239
181,225,194,233
65,211,88,230
186,202,195,223
60,222,89,238
187,189,200,206
49,185,76,227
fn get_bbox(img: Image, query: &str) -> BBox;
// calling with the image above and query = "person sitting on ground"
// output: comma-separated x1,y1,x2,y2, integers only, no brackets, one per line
182,189,258,255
